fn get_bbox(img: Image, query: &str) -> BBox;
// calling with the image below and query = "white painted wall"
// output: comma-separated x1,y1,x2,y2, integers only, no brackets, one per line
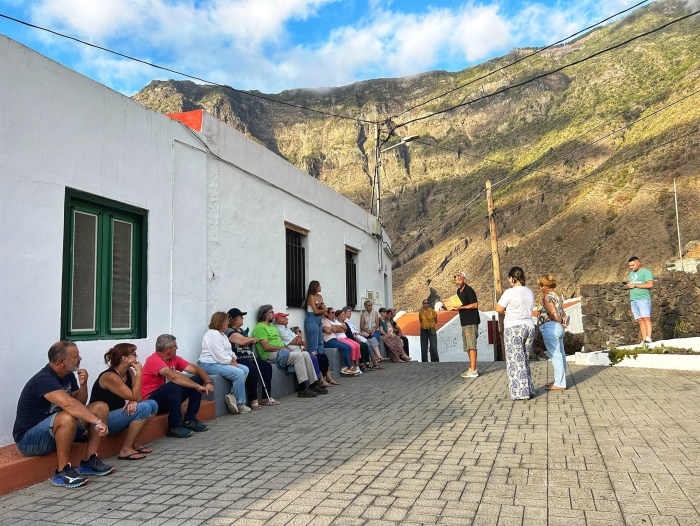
0,36,389,446
397,311,496,362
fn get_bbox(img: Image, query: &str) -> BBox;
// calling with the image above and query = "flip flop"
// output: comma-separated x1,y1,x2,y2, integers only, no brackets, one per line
545,385,566,391
251,401,261,410
118,452,146,460
328,379,340,385
545,382,554,387
261,398,280,405
135,446,153,454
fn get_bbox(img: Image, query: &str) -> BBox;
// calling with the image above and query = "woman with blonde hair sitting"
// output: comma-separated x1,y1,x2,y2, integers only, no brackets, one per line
537,274,567,391
199,312,251,414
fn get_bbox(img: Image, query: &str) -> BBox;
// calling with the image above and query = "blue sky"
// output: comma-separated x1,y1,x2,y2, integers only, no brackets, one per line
0,0,646,95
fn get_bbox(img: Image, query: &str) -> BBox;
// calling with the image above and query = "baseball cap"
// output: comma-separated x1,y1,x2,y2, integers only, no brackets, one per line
273,312,289,321
227,308,247,318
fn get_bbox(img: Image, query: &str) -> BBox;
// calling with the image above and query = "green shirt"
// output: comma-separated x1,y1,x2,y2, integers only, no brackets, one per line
628,268,653,301
253,322,284,360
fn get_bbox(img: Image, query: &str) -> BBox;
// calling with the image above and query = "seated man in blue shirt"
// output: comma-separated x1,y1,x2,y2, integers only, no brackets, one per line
13,341,114,488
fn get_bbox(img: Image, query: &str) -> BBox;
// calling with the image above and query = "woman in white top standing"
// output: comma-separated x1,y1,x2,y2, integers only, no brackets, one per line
199,312,251,414
495,267,536,401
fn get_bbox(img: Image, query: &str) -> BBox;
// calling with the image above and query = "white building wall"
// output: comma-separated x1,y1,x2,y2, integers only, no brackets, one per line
397,311,496,362
0,36,388,446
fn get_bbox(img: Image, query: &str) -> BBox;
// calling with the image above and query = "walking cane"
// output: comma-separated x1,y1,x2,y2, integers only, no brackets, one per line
250,347,273,406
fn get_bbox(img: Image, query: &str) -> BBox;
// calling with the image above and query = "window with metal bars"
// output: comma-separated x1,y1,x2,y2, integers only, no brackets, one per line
346,250,358,309
61,189,147,340
286,229,306,307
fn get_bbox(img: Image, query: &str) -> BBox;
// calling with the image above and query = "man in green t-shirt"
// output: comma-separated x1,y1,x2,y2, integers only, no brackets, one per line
625,256,654,344
252,304,323,398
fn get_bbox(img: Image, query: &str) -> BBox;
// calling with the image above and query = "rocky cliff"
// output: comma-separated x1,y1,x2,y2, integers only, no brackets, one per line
133,0,700,310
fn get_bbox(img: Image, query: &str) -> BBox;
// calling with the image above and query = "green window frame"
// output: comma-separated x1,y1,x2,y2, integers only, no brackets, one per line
61,189,147,340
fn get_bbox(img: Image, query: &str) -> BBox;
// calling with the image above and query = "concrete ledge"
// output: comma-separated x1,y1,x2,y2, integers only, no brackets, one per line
571,351,700,370
0,400,215,496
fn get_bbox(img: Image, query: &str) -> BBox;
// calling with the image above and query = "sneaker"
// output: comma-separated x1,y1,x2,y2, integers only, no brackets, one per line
460,369,479,378
166,426,194,438
340,367,355,376
52,464,88,488
78,454,114,477
183,420,208,432
237,404,252,413
355,366,362,375
644,337,653,343
224,393,239,414
298,388,317,398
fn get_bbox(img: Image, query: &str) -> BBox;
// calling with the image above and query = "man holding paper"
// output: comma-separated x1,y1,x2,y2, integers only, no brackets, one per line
452,272,480,378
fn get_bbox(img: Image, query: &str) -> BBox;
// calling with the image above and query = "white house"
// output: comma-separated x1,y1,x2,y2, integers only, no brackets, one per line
0,35,392,446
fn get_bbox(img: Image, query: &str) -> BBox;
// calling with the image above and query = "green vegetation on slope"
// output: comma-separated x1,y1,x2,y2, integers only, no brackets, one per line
133,0,700,310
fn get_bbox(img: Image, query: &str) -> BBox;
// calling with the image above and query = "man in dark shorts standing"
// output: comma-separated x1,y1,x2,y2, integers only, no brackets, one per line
452,272,480,378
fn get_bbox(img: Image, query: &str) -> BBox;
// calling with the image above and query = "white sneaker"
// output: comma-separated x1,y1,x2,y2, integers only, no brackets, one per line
238,404,252,413
355,366,362,375
224,393,239,414
644,337,653,343
460,369,479,378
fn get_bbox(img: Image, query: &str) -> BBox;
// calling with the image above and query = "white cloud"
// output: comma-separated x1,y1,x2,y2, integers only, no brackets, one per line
19,0,651,94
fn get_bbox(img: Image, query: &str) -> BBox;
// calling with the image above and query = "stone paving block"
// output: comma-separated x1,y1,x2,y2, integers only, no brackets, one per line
1,363,699,525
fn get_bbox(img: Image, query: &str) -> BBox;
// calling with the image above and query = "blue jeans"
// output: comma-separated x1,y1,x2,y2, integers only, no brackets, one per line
324,339,352,368
540,321,566,388
200,361,249,404
105,400,158,435
148,376,204,429
304,313,324,354
15,412,87,457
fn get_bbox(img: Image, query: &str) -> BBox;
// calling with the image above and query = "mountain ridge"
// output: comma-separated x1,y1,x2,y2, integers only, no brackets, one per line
133,0,700,311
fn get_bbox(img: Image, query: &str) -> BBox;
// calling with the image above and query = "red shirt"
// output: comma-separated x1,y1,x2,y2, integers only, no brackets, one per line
141,352,190,399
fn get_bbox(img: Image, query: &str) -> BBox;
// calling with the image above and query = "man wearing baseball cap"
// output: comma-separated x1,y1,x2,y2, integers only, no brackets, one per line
274,313,327,394
453,272,480,378
252,305,322,398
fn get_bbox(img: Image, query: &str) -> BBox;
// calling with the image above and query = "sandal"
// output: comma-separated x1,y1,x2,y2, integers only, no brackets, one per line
118,452,146,460
545,385,566,391
261,398,281,405
251,400,261,410
135,446,153,454
545,382,554,387
328,379,340,385
374,364,384,370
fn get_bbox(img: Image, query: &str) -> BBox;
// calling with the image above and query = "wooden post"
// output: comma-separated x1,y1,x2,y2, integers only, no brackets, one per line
487,180,505,359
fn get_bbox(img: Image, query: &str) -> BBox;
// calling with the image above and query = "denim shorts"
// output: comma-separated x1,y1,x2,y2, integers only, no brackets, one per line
16,412,87,457
105,400,158,435
631,299,652,320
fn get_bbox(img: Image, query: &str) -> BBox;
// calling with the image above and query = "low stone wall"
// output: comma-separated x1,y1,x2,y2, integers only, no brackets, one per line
581,269,700,351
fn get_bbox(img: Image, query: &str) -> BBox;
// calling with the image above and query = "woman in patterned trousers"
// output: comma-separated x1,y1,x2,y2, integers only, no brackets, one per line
495,267,536,401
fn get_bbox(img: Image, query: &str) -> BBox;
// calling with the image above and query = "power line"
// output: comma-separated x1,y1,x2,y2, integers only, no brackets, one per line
391,0,652,120
414,55,699,181
397,83,700,256
390,9,700,131
0,12,376,125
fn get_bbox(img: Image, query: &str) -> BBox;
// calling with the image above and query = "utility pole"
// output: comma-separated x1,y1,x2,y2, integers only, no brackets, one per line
374,123,382,271
486,180,505,359
674,178,683,270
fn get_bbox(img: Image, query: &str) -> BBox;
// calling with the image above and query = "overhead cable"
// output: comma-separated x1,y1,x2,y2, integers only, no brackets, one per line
399,84,700,254
0,12,375,124
391,8,700,131
391,0,651,119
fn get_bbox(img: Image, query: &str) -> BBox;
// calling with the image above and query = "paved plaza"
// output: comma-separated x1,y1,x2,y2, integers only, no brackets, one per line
1,360,699,526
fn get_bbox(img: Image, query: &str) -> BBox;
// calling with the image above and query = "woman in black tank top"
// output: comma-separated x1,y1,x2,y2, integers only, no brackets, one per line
89,344,158,460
